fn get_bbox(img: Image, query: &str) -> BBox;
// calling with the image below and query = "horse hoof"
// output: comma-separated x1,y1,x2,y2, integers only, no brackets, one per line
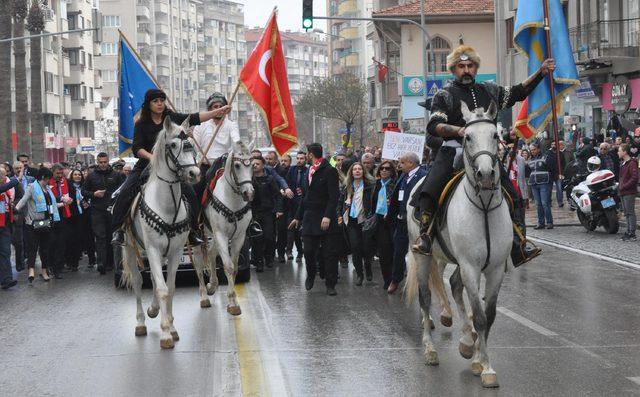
425,351,439,366
206,283,217,296
428,319,435,330
200,299,211,308
160,338,175,349
481,373,499,388
471,362,483,376
440,314,453,327
227,305,242,316
459,342,474,359
135,325,147,337
147,306,159,318
170,331,179,341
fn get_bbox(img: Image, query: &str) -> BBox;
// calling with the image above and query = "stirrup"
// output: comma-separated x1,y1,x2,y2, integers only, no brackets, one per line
512,238,541,268
411,232,433,256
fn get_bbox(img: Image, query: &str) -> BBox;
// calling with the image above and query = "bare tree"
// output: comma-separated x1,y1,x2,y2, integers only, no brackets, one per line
0,2,13,162
296,74,366,150
27,0,44,162
13,0,30,157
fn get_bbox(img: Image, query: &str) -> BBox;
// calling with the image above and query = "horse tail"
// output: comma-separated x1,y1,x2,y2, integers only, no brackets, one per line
120,247,135,290
404,251,419,306
428,262,451,316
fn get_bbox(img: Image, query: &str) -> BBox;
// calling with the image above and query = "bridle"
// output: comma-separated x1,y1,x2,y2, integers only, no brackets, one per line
462,118,500,193
225,154,253,195
161,130,198,184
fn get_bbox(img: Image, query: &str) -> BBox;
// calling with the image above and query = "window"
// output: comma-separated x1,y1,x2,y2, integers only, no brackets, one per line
102,69,117,82
89,87,94,102
68,49,78,65
426,36,452,74
101,42,117,55
102,15,121,28
88,54,93,69
79,15,85,29
82,86,87,101
44,72,55,93
68,15,76,30
505,18,514,50
79,50,86,66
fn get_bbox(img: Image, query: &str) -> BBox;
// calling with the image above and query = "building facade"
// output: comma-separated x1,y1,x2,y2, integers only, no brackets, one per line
370,0,496,134
496,0,640,139
10,0,100,162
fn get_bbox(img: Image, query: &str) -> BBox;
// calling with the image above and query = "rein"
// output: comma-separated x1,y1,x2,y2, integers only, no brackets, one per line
164,130,198,180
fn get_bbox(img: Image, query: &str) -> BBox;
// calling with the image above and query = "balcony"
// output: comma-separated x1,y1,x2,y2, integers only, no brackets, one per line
338,0,357,15
156,23,170,36
137,31,151,47
137,5,151,21
569,18,640,62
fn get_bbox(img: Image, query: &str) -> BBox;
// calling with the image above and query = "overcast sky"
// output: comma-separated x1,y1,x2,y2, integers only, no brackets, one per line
237,0,327,32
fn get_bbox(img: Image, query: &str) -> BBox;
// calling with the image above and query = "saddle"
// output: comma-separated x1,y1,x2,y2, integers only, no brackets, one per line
201,167,226,207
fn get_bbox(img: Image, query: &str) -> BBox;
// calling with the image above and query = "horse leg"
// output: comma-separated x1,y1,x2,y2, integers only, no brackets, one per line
192,246,211,308
216,234,240,315
165,254,180,342
432,262,453,327
415,253,438,365
147,275,160,318
450,266,475,359
147,250,174,349
477,263,505,388
205,242,219,296
124,246,147,337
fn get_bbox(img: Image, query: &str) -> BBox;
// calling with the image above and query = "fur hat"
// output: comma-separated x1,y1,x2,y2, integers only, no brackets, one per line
446,45,481,72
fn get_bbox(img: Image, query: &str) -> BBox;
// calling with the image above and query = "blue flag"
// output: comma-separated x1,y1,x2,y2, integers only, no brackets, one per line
514,0,579,133
118,34,158,155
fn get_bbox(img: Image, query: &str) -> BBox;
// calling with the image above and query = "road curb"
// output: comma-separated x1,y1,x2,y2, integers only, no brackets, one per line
529,236,640,271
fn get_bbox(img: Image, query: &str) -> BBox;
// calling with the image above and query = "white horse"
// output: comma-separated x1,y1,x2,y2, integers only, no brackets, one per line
405,102,512,388
120,116,201,349
192,144,254,315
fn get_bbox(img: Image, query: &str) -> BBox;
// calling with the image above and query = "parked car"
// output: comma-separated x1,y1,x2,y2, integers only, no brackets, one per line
114,237,251,288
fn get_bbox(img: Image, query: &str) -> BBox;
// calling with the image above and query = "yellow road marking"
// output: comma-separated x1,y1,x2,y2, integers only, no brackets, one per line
234,284,270,397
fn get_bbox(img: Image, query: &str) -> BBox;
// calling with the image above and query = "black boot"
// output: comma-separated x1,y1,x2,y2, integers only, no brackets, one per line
510,199,541,267
249,221,263,238
188,229,204,246
412,196,436,255
111,230,125,246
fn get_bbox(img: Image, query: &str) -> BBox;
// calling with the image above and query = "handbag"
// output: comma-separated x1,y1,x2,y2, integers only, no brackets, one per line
32,219,52,231
362,214,378,232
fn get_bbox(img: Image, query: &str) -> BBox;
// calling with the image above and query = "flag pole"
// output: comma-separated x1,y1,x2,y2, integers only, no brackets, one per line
542,0,563,178
118,30,209,163
197,81,242,167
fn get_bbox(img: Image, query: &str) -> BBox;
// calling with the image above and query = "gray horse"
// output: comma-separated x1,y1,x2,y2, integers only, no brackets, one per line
405,101,511,388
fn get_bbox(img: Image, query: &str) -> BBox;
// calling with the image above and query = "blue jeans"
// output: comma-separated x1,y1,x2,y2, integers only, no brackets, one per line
0,227,14,284
392,220,409,283
531,183,553,226
554,179,564,205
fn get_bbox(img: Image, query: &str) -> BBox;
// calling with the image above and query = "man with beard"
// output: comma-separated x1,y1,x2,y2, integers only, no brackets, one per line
413,45,554,267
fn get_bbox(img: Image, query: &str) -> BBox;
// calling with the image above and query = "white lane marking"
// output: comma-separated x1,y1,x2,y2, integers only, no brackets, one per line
626,377,640,386
529,236,640,271
497,307,558,337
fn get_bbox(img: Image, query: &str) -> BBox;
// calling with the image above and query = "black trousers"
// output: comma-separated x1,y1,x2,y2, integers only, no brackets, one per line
276,209,288,257
392,220,409,284
91,208,114,269
303,233,340,288
286,210,303,255
251,210,276,265
111,167,200,232
24,224,50,271
48,219,70,275
11,215,25,269
346,218,371,276
376,216,395,287
65,215,88,268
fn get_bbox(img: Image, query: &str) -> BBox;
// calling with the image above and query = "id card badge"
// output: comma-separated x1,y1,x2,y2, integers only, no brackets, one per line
0,201,5,214
398,190,405,202
49,205,55,215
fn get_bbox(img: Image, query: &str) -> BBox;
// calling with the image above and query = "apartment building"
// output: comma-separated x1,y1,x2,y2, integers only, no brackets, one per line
326,0,374,78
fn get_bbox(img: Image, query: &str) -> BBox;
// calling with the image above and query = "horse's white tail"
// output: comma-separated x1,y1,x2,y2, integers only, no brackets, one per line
119,245,137,290
404,252,449,313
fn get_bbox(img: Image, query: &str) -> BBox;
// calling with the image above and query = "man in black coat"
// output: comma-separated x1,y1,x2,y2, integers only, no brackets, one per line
83,153,126,274
285,151,308,261
290,143,341,296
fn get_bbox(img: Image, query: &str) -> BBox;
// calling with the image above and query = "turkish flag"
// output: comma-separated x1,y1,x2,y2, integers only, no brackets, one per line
377,63,388,82
239,12,297,156
514,98,535,141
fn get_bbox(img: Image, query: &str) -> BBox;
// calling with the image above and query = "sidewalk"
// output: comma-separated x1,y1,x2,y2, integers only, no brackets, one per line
525,197,640,227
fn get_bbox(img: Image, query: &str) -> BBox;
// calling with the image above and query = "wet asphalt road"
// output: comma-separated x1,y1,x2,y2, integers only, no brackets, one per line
3,242,640,396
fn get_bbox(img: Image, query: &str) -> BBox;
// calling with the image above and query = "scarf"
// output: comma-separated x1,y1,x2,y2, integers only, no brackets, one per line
74,182,83,215
48,177,71,218
3,176,15,203
376,178,391,216
308,158,324,185
349,180,364,221
32,181,60,222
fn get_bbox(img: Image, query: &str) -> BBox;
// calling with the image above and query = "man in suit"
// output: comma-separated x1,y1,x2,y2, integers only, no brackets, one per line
285,151,308,262
17,154,39,178
289,143,341,296
11,161,34,272
387,152,428,294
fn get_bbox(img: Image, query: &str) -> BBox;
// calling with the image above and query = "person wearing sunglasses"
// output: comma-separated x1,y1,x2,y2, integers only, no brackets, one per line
371,160,398,290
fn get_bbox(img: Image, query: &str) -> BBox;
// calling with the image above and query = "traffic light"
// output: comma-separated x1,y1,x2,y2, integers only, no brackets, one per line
302,0,313,31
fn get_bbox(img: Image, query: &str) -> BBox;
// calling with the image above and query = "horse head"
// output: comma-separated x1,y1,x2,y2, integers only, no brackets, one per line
155,116,201,184
224,145,254,202
461,101,500,192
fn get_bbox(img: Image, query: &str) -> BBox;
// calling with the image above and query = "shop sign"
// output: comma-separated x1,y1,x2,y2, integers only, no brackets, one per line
611,76,631,115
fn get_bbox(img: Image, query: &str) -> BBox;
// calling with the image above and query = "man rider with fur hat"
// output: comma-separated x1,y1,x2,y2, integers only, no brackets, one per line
110,88,231,246
413,45,555,267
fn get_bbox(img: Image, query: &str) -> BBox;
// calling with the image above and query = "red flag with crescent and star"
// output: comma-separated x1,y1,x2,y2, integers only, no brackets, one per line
239,12,297,156
514,98,535,142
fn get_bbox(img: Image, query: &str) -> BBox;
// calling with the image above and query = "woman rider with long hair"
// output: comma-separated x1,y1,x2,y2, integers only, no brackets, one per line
111,88,231,246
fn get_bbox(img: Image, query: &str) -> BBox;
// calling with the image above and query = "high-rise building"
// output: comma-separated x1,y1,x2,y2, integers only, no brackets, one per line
326,0,374,78
10,0,100,162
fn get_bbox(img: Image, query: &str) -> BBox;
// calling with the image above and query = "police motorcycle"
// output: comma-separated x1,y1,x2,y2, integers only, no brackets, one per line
568,156,620,234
